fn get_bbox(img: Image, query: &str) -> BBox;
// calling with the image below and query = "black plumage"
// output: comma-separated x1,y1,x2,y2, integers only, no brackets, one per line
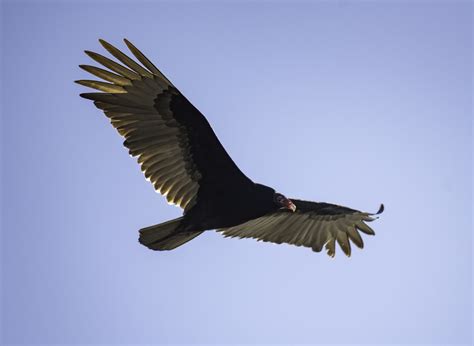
77,39,383,257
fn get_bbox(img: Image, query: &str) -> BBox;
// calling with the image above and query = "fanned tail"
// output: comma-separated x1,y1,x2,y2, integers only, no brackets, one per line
138,217,203,251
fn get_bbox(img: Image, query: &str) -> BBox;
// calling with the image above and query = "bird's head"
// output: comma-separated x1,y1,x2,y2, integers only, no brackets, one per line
273,193,296,212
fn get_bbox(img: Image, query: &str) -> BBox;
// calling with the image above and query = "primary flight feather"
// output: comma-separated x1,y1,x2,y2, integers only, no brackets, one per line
77,39,383,257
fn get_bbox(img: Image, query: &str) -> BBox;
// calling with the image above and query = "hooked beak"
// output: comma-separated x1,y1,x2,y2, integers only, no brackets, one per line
284,199,297,212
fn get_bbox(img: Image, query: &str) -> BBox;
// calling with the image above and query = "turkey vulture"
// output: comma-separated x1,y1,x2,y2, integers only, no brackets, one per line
76,39,383,257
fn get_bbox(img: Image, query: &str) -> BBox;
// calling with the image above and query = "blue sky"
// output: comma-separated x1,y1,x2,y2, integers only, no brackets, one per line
1,1,472,345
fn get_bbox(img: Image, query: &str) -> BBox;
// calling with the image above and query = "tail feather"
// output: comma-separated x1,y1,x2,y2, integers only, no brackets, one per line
138,217,203,251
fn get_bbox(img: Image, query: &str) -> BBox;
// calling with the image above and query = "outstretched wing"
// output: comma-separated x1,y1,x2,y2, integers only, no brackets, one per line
77,39,253,211
219,201,384,257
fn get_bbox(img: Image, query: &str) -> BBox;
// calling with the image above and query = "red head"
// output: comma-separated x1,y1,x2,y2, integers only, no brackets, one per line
273,193,296,212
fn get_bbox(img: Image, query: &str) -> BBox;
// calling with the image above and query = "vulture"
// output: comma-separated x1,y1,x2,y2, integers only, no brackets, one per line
76,39,384,257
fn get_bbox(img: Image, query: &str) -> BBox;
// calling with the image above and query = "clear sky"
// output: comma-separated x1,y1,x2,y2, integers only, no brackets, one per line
1,1,472,345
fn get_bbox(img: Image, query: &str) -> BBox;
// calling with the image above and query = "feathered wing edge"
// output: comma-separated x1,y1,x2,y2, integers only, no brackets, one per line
218,203,384,257
75,39,202,211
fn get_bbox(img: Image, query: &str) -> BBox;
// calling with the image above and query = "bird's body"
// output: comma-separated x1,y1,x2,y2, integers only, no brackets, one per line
184,183,277,230
77,39,383,257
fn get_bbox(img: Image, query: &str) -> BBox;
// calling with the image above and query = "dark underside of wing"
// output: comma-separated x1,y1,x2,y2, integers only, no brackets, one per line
219,201,384,257
77,39,253,211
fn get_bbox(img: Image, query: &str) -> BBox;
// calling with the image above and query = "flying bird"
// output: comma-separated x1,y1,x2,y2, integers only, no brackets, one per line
76,39,383,257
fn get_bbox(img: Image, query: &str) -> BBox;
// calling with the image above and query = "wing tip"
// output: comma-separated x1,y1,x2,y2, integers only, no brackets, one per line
98,38,117,53
376,203,384,215
84,50,98,59
367,203,384,219
123,38,136,52
79,92,103,101
98,38,108,46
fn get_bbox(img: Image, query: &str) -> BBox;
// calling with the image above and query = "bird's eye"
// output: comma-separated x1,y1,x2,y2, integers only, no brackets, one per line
274,194,286,204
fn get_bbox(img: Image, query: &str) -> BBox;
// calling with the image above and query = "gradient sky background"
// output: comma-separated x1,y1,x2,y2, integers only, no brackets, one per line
1,1,472,345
